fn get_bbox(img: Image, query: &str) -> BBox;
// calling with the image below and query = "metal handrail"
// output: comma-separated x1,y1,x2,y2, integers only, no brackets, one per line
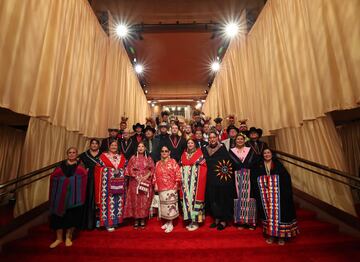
273,149,360,183
0,160,63,190
278,157,360,191
0,149,359,193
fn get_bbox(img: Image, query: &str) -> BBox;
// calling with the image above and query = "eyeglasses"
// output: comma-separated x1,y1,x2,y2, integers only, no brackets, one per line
161,150,169,153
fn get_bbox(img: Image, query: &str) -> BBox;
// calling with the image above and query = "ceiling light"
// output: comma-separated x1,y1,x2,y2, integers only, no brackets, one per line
135,64,144,74
211,61,220,72
115,24,129,38
225,22,239,38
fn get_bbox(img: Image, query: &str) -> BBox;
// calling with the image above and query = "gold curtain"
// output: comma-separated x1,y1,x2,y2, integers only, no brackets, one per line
0,0,150,138
274,116,356,215
14,118,88,217
203,0,360,132
203,0,359,215
0,126,25,184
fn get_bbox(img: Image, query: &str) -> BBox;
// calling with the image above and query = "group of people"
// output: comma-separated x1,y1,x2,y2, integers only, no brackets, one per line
48,111,299,248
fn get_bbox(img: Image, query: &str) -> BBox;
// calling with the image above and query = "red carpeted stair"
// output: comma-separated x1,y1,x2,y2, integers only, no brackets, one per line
1,208,359,261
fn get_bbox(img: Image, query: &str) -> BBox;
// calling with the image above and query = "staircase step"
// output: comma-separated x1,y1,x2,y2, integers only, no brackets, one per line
2,207,359,261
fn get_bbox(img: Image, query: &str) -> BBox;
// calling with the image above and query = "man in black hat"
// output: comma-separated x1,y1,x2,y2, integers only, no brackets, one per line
155,122,170,142
214,117,228,141
222,125,239,151
245,127,268,162
131,123,145,146
100,127,121,153
143,125,160,162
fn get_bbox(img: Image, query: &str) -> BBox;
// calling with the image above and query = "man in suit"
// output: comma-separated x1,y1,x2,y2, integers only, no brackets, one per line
143,125,160,162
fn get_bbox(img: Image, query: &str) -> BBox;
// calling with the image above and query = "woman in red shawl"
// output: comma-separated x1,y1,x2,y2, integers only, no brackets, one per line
94,140,126,232
179,138,207,231
154,145,181,233
124,142,155,229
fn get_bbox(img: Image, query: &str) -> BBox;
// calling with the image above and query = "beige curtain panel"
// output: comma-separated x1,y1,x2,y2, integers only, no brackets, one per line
14,117,88,217
275,116,356,215
0,0,150,138
203,0,359,215
203,0,360,132
0,126,25,185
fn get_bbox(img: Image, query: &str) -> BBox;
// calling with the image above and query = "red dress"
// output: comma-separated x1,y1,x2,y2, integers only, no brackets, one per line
154,158,181,191
94,153,126,227
124,155,155,219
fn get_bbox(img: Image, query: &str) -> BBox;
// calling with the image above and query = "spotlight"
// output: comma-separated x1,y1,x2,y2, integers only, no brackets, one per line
147,100,151,104
135,64,144,74
151,103,155,107
115,24,129,38
171,107,176,111
225,22,239,38
144,90,148,94
211,61,220,72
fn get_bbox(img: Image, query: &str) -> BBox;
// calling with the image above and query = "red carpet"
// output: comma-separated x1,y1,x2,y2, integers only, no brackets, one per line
1,208,359,261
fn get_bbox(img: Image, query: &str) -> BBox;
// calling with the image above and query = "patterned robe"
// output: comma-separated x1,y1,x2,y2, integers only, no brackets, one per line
179,149,207,223
124,155,155,219
94,153,126,228
203,144,236,221
229,147,257,227
253,159,299,239
154,158,181,219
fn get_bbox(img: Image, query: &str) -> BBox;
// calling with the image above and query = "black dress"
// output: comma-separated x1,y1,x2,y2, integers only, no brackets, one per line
229,147,258,226
252,159,299,239
79,150,101,230
203,144,236,222
50,162,84,230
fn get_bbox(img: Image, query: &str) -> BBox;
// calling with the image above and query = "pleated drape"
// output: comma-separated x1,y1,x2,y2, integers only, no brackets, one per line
0,0,150,138
203,0,360,215
274,116,356,215
0,126,25,185
203,0,360,131
0,0,150,215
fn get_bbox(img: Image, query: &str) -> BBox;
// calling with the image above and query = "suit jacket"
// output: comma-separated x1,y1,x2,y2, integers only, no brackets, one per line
143,137,160,162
